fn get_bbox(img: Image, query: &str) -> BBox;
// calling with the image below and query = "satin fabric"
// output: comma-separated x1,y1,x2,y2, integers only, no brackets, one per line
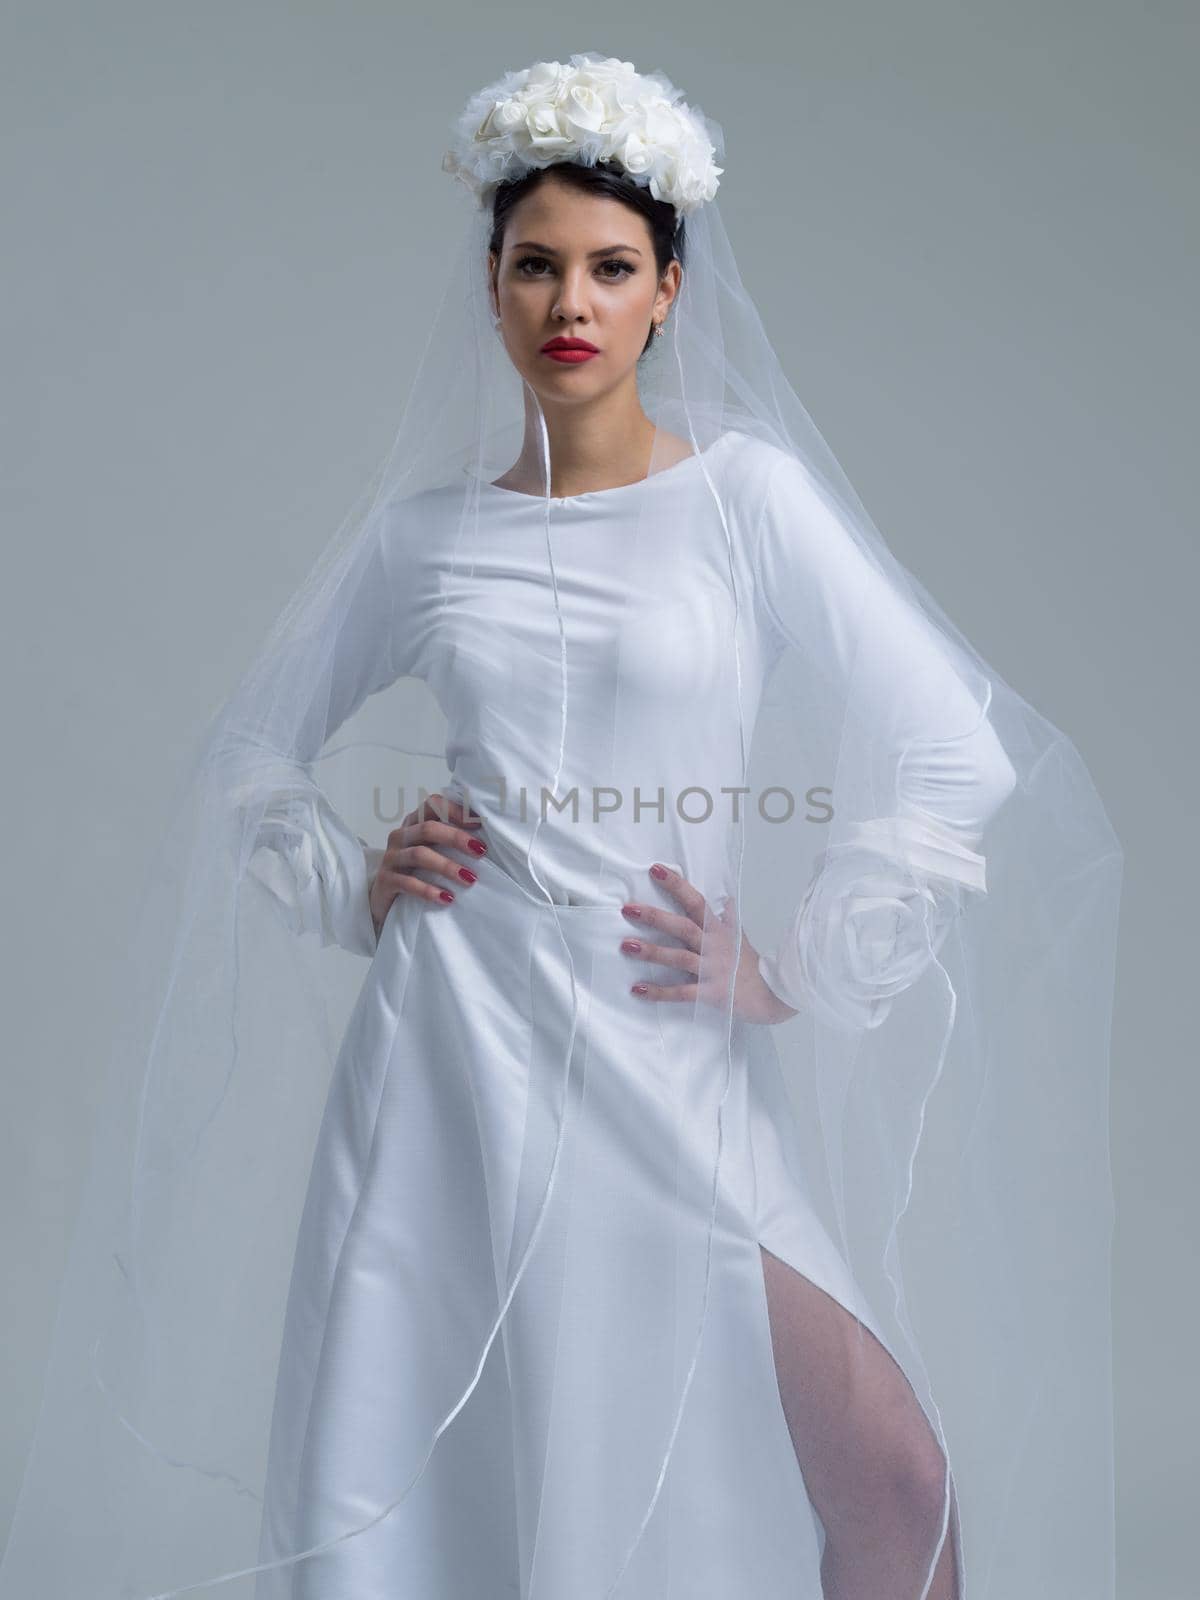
254,842,899,1597
248,426,1002,1594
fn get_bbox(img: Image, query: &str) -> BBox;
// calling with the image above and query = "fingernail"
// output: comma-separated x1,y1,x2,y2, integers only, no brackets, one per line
649,864,669,880
440,889,455,902
631,983,648,995
620,939,642,953
458,867,477,883
621,905,642,920
467,838,488,855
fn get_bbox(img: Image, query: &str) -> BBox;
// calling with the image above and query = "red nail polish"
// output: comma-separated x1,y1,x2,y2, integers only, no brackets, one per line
649,864,668,880
458,867,477,883
620,939,642,953
440,890,455,902
467,838,487,855
632,983,648,995
622,905,642,920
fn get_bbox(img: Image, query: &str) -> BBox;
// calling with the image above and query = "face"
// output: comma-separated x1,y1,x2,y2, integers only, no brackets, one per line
488,176,681,406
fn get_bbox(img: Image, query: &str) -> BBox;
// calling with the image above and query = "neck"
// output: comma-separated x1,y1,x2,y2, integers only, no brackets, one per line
510,389,662,498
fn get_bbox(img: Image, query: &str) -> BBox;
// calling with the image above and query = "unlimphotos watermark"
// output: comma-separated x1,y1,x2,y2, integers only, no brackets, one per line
371,778,835,827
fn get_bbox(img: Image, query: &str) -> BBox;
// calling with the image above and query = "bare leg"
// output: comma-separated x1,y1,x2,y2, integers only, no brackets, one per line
759,1243,960,1600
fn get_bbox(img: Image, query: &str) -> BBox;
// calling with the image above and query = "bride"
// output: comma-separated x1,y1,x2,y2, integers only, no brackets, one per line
0,53,1121,1600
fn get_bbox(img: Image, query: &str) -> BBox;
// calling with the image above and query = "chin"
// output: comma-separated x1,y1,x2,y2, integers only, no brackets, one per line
523,366,608,400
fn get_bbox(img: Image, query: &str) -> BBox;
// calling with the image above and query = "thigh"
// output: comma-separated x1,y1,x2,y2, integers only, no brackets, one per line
757,1242,947,1512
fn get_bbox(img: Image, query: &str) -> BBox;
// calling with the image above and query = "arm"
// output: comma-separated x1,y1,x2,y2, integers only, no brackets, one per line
223,526,401,958
751,448,1017,1029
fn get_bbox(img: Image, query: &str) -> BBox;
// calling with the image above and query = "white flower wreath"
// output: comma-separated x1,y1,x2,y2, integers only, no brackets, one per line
441,52,723,218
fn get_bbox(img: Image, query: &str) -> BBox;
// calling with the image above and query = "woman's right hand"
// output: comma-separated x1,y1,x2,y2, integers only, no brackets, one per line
368,793,487,939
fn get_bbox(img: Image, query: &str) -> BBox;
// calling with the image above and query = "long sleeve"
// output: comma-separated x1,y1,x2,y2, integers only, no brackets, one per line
225,527,402,959
751,448,1017,1029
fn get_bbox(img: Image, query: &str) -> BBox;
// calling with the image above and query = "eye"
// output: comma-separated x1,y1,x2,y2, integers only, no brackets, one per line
514,255,636,280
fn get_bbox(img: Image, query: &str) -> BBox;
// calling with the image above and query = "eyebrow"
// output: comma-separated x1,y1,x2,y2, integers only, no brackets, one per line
510,240,643,258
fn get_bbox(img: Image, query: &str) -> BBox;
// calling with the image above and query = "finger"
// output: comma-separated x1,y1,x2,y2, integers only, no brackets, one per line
630,978,701,1003
400,794,447,829
401,794,482,830
619,940,700,978
416,817,489,857
392,873,459,905
390,817,487,858
394,842,479,887
648,863,710,926
621,903,703,951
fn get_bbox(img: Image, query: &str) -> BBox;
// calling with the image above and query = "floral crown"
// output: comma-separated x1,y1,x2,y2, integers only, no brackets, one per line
441,52,723,220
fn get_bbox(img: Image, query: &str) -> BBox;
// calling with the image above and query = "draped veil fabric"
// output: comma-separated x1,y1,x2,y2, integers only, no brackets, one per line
1,51,1121,1600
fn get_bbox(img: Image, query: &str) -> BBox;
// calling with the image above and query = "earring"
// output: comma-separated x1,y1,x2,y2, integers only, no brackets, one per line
652,321,665,338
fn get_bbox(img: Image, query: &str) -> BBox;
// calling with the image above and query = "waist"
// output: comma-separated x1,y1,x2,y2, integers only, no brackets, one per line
477,835,684,912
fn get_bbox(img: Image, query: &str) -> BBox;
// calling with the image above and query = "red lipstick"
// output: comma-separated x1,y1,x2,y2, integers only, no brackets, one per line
541,336,600,364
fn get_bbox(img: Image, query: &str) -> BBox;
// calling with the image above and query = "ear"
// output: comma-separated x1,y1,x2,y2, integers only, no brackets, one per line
654,258,682,323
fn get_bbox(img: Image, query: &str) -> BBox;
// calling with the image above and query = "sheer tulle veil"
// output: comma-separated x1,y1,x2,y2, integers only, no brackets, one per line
0,49,1121,1600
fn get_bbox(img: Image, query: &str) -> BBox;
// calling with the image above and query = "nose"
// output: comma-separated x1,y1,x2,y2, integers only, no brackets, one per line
552,265,592,324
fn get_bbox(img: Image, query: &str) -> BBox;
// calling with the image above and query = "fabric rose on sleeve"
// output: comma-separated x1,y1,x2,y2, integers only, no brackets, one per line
757,832,968,1033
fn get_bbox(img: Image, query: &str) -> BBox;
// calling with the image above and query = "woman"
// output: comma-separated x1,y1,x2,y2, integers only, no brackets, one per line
0,54,1121,1600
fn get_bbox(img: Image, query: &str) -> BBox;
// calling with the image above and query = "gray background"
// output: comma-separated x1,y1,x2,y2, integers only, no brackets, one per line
2,5,1194,1594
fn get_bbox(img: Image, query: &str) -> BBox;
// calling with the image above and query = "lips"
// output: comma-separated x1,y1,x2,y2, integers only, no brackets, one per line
541,337,599,364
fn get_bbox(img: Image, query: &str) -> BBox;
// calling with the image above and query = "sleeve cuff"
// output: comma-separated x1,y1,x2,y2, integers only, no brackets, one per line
318,810,382,958
757,819,980,1030
246,794,381,959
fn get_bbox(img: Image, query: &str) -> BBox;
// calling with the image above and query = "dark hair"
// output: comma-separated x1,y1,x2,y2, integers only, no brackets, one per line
488,159,685,357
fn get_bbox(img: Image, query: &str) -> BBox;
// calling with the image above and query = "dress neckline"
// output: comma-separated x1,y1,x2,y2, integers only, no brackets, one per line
474,431,733,507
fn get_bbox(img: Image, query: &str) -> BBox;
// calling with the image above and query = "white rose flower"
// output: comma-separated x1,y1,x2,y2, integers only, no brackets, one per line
442,52,723,217
580,57,637,91
525,102,571,152
758,841,965,1033
523,61,572,100
563,83,606,138
494,99,527,132
616,132,653,177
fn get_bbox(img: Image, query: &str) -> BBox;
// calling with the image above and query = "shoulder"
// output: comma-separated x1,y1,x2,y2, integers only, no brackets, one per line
711,426,782,483
712,429,816,516
373,482,474,570
380,480,463,527
707,432,832,574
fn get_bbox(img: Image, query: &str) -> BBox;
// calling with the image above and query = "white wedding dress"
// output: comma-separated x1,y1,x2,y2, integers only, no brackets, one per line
250,427,1013,1597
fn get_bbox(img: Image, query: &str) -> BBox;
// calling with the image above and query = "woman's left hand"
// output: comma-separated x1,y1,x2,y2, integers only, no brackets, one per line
619,863,798,1026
